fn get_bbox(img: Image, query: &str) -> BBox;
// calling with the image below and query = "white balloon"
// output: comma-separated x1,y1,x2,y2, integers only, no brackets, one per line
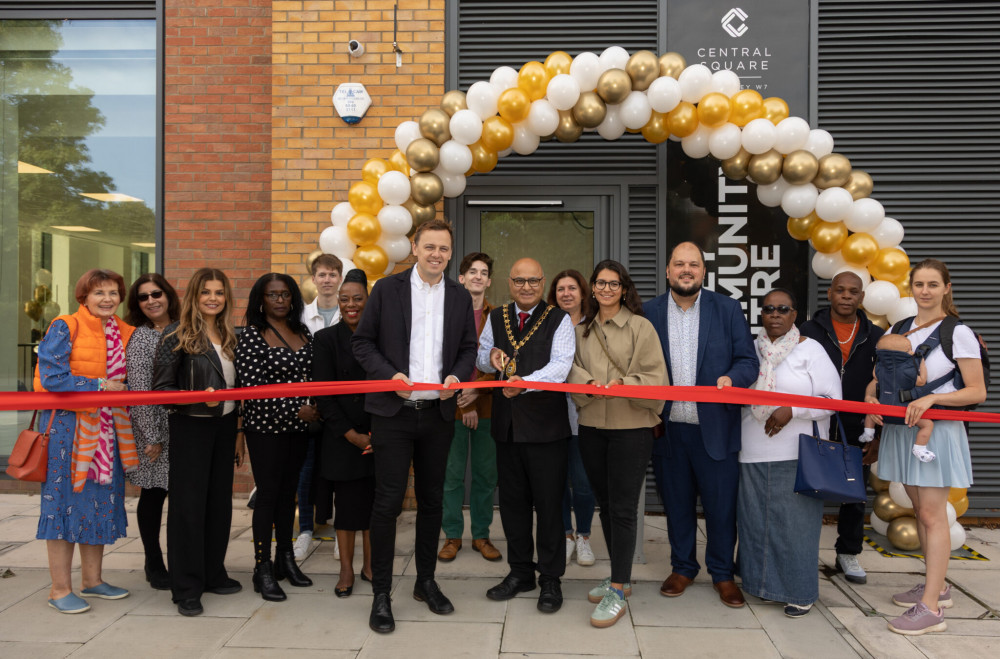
490,65,519,92
597,105,626,140
512,123,540,155
845,198,886,233
870,514,890,536
872,216,904,249
619,91,652,130
377,170,411,205
803,129,834,157
950,522,967,551
319,226,354,260
863,280,901,316
889,481,913,509
677,64,713,103
681,125,712,159
340,257,357,276
331,201,354,227
599,45,630,72
888,297,918,325
34,268,53,287
526,99,559,136
498,147,513,158
449,109,483,145
741,117,778,155
711,70,741,97
394,120,422,153
946,502,958,527
569,52,601,91
835,265,872,289
773,117,811,154
438,140,473,175
646,76,682,113
466,81,499,119
546,73,581,111
440,172,467,198
377,234,413,263
756,177,790,207
377,205,413,236
815,187,855,222
781,183,819,218
708,123,743,160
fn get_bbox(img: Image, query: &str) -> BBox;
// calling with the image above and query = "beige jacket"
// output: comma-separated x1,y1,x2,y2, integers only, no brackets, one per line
568,307,668,429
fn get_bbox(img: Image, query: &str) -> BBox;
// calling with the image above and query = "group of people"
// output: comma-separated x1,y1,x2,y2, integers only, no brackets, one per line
31,219,982,638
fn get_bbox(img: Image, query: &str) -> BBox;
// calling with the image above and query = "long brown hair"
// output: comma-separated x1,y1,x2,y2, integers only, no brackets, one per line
125,273,180,327
582,260,644,338
171,268,237,359
546,269,591,320
909,258,959,318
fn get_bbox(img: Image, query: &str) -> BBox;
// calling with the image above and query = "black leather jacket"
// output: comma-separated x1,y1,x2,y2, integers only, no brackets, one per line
152,321,234,417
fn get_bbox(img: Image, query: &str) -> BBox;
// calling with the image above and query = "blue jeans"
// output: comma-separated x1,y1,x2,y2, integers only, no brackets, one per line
561,435,594,536
296,433,317,534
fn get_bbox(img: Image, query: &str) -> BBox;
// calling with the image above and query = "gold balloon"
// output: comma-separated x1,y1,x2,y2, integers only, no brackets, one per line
809,220,848,254
361,158,389,185
419,108,451,146
348,181,383,215
874,491,914,522
696,92,731,129
658,52,686,79
403,198,435,225
498,87,532,124
747,149,783,185
388,149,409,173
844,169,874,200
34,285,51,303
868,247,910,282
762,96,790,124
24,300,42,322
895,277,911,298
721,148,752,180
440,89,467,116
481,116,514,152
405,137,440,173
347,212,381,247
518,60,550,101
354,244,389,277
814,153,852,189
410,172,444,206
730,89,764,127
641,111,670,144
366,273,384,293
469,140,498,174
786,212,820,241
666,101,698,138
625,50,660,91
952,495,969,518
948,487,968,505
554,110,582,143
596,69,632,105
572,91,607,128
865,311,889,330
887,516,921,551
842,232,880,267
305,248,323,272
869,469,890,493
544,50,573,78
782,150,819,185
299,277,317,304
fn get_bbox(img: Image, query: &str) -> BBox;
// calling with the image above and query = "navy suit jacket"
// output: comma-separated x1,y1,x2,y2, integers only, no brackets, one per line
351,268,478,421
643,288,759,460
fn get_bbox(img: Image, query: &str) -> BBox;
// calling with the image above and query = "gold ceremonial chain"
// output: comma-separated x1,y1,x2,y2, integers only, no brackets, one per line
501,304,555,377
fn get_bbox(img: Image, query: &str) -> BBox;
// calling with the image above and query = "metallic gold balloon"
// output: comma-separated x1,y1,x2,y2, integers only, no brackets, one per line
554,110,582,143
419,108,452,146
952,495,969,518
658,52,686,79
730,89,764,127
469,140,498,174
299,277,317,304
354,244,389,277
498,87,532,124
666,101,698,138
366,273,384,293
361,158,390,185
544,50,573,78
440,89,467,116
388,149,409,173
865,311,889,330
887,516,921,551
572,91,607,129
869,469,890,493
868,248,910,282
403,198,436,225
518,60,550,101
481,116,515,152
842,232,880,267
813,153,852,189
747,149,783,185
34,285,51,303
895,277,911,298
786,212,820,241
347,212,381,247
24,300,42,322
874,491,914,522
696,92,731,129
781,150,819,185
641,111,670,144
405,137,440,173
625,50,660,91
410,172,444,206
762,96,790,124
305,249,323,272
844,169,874,200
596,69,632,105
809,220,848,254
348,181,383,215
721,148,752,180
948,487,968,505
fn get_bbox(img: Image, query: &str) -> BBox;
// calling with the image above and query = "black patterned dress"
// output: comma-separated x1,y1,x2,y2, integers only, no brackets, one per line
125,325,170,490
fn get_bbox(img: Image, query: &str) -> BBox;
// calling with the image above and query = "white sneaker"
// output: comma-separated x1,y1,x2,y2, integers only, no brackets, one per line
293,530,313,560
333,535,340,560
566,537,576,565
576,536,595,566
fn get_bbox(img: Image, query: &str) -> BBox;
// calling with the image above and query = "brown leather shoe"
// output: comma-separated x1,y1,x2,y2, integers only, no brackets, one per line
659,572,694,597
437,538,461,561
472,538,503,561
713,580,746,608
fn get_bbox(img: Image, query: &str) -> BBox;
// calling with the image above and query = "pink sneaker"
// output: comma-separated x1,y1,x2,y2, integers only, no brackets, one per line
888,602,946,635
891,583,953,609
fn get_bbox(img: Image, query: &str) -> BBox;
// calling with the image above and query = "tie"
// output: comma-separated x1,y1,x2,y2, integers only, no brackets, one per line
518,311,530,331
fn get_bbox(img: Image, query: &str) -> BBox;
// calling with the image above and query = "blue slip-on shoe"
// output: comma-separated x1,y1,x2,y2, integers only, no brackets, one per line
80,583,130,600
48,592,91,614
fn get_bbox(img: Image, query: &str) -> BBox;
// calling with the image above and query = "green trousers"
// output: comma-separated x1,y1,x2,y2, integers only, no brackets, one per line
441,418,497,539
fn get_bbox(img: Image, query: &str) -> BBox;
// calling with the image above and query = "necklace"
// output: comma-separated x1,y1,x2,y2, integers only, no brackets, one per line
501,304,554,377
837,317,858,345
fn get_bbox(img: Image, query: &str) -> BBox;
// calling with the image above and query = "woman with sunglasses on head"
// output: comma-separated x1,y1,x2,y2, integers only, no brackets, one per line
152,268,243,616
737,288,841,618
124,274,181,590
236,273,318,602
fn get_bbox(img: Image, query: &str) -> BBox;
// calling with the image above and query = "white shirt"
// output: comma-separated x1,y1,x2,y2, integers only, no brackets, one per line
739,338,842,464
302,298,340,336
887,321,979,395
408,267,446,400
214,342,237,416
476,304,575,387
667,291,701,424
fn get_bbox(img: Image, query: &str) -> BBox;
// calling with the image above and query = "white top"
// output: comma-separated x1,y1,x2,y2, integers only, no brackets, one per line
739,337,843,464
408,267,446,400
887,320,979,395
476,304,576,388
302,298,341,336
667,291,701,424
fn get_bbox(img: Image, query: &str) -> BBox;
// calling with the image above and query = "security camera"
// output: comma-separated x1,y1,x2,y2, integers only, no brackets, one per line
348,40,365,58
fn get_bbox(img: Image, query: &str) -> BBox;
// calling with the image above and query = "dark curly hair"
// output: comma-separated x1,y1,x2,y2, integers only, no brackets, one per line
125,273,180,327
582,260,644,338
244,273,307,335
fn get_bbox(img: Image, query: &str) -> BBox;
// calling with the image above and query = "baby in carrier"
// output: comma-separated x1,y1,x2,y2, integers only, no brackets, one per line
861,333,935,463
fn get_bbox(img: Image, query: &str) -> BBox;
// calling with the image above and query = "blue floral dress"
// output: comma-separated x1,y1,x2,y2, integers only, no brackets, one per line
35,319,128,545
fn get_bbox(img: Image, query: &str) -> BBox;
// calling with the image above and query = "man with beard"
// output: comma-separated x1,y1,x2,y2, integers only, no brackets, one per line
643,242,758,608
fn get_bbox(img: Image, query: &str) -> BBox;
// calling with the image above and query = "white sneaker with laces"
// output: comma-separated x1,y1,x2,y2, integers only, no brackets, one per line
293,530,313,560
836,553,867,584
565,537,575,565
576,536,595,566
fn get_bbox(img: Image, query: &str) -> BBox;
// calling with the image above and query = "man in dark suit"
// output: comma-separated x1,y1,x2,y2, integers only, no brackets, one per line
352,219,479,634
643,242,758,608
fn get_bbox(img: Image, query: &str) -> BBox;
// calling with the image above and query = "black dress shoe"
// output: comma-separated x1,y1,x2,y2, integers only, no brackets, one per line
273,550,313,587
413,579,454,615
145,564,170,591
177,598,203,616
206,578,242,595
369,592,395,633
334,584,353,598
537,579,563,613
486,574,537,601
252,560,287,602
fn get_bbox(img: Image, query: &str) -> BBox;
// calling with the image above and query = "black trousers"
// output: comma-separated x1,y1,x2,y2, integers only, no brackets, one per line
369,406,452,594
137,486,167,569
836,463,872,555
579,425,653,584
495,435,568,582
167,412,237,602
246,430,309,563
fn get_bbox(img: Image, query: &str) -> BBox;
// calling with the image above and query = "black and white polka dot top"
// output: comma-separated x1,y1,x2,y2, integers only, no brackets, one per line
235,324,313,434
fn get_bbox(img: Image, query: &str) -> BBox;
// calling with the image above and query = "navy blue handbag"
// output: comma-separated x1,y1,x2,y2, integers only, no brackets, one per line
794,414,867,504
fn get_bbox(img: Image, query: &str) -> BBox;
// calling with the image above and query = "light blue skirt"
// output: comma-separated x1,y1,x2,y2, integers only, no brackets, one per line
877,420,973,488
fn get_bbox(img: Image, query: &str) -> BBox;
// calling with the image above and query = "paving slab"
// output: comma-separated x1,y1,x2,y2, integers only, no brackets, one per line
0,567,51,609
128,574,265,618
948,570,1000,611
500,596,639,655
819,548,925,575
752,601,860,658
225,592,372,650
358,620,502,658
910,633,1000,658
213,650,354,659
840,571,988,619
635,626,780,659
390,576,508,623
68,614,243,659
630,582,760,628
0,641,81,658
0,514,41,542
828,607,926,659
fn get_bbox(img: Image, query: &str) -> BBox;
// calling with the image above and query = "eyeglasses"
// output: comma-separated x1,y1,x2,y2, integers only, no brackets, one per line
593,280,622,291
265,291,292,301
761,305,794,315
137,290,164,302
510,277,543,289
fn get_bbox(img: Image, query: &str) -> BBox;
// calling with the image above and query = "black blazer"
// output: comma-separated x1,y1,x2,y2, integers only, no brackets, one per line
351,267,478,420
152,321,231,417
